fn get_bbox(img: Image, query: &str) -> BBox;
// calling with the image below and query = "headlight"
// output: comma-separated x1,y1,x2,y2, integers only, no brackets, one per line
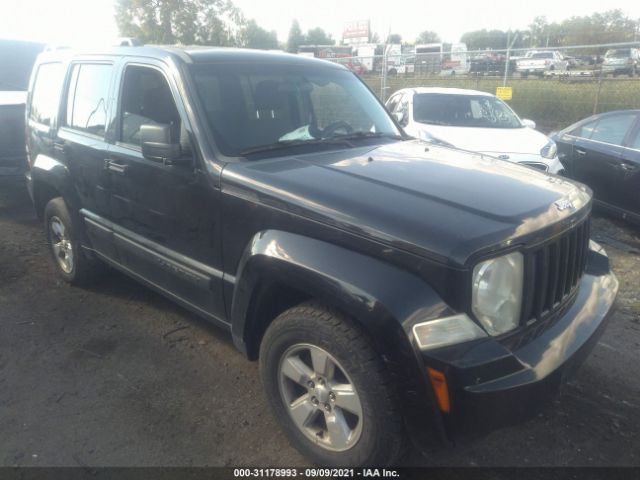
540,140,557,159
472,251,524,336
412,314,487,350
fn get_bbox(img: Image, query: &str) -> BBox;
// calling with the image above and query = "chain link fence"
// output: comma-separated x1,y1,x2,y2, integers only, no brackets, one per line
321,42,640,132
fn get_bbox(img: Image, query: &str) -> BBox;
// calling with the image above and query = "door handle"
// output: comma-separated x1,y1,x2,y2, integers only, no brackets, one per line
105,159,129,175
620,162,636,172
575,148,587,156
53,142,67,154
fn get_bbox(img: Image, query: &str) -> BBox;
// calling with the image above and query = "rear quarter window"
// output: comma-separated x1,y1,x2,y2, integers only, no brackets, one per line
29,62,64,127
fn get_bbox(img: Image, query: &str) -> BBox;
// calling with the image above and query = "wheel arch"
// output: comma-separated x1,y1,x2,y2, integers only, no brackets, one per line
30,154,78,219
229,230,453,450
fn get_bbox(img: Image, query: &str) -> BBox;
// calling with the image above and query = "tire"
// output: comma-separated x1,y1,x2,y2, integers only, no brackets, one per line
44,197,102,285
259,302,404,466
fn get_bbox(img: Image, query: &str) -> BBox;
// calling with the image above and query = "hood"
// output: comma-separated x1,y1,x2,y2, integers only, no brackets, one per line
416,124,550,155
222,140,591,266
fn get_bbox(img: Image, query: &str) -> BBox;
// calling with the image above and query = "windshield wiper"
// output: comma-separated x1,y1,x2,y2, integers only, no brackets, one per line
330,131,405,141
418,120,451,126
240,137,354,156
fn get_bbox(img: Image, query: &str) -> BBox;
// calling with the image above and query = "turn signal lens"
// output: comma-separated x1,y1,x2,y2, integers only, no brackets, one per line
427,367,450,413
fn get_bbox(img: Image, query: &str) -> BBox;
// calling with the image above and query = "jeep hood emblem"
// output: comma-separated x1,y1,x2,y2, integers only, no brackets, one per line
554,198,575,211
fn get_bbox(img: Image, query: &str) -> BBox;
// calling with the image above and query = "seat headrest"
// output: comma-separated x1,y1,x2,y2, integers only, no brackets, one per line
254,80,286,111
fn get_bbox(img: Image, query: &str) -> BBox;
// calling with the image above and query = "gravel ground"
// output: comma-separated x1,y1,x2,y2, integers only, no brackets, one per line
0,175,639,467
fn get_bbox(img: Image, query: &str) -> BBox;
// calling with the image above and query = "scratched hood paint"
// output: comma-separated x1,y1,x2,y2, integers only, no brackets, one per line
221,140,591,265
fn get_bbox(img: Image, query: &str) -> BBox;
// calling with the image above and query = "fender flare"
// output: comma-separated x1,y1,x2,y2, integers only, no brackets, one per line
230,230,454,449
30,153,79,213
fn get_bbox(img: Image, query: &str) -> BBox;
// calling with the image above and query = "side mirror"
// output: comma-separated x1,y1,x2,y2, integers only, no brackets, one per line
522,118,536,129
140,124,184,165
394,110,407,125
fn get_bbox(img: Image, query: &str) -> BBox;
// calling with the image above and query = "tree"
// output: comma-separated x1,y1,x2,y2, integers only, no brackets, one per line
114,0,245,46
387,33,402,44
416,30,440,44
241,19,278,49
286,19,305,52
525,10,639,49
305,27,334,45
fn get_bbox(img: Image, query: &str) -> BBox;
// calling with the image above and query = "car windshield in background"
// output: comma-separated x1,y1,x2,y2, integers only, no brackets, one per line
189,63,400,157
413,93,523,128
531,52,553,59
605,49,631,58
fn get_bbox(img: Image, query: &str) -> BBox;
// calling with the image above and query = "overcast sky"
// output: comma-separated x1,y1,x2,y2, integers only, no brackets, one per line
2,0,639,47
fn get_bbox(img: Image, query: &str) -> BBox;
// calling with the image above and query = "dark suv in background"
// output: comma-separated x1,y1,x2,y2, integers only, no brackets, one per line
25,46,618,466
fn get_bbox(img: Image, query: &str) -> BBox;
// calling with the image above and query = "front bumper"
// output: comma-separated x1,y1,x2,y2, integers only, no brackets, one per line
418,242,617,443
480,152,564,175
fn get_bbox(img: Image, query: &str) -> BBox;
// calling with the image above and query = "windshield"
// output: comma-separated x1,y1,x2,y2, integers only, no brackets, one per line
531,52,553,59
189,63,400,157
413,93,523,128
605,49,630,58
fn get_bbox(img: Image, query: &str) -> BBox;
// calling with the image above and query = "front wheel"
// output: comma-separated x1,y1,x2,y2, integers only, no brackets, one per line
259,303,404,466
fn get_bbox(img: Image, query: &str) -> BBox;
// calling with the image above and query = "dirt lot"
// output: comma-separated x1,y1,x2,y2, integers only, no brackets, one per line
1,175,639,467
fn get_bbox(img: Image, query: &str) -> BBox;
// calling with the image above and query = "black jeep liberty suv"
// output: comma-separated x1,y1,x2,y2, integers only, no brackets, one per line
25,46,618,465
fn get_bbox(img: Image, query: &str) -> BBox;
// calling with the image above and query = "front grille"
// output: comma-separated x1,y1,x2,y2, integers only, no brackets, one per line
520,217,590,325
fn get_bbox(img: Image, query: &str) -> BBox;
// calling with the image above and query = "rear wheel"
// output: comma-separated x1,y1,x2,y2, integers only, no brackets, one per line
44,197,103,285
259,302,404,466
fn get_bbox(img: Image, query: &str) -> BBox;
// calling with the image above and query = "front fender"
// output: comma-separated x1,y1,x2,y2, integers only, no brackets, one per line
230,230,454,450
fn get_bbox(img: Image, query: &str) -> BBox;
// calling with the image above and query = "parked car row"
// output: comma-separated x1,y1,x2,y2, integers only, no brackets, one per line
384,86,639,225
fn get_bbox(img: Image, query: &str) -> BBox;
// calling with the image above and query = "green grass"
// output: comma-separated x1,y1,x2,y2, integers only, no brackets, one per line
362,75,640,132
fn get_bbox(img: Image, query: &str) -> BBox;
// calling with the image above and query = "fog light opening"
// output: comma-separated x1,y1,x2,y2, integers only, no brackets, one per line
427,367,451,413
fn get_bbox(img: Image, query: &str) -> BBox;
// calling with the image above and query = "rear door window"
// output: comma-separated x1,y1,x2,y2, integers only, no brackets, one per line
29,62,64,127
589,114,637,146
65,63,113,137
570,120,598,139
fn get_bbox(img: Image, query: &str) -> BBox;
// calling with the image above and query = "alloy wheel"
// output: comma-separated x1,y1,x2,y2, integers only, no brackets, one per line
278,343,363,452
49,216,74,274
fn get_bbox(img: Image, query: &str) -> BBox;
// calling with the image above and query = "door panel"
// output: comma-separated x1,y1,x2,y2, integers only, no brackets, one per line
571,137,624,206
107,62,226,321
570,113,637,208
57,128,117,258
621,128,640,216
56,61,117,258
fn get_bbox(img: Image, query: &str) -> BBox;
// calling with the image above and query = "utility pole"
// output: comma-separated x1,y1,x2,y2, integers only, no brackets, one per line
503,32,518,87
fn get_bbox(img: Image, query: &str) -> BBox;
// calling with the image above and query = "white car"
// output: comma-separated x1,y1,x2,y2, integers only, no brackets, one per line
385,87,564,174
516,51,568,76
